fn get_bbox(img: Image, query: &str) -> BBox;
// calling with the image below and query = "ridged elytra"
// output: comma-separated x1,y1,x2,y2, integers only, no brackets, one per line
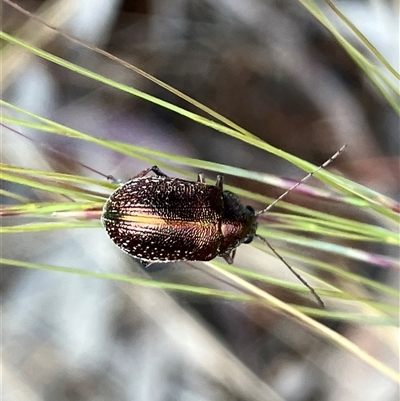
101,147,346,308
101,166,257,267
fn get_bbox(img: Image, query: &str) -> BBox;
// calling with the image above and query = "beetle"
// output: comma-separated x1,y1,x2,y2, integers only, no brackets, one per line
101,146,345,308
101,166,257,267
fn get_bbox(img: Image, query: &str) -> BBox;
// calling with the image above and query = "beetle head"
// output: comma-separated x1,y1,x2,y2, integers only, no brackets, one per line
220,192,258,255
242,205,257,244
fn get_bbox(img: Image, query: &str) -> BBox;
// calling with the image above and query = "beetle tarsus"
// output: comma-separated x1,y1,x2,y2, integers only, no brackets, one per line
197,173,205,183
133,166,169,180
150,166,168,177
107,175,122,184
215,175,223,191
222,249,236,264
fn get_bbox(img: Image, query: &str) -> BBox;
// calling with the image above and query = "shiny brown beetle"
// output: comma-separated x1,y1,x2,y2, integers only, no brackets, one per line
101,146,345,308
101,166,257,266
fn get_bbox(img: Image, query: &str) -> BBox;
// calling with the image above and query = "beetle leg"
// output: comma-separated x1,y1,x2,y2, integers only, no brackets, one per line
106,175,123,184
215,175,224,191
140,260,153,268
197,173,205,183
132,165,169,179
222,249,236,264
150,166,169,177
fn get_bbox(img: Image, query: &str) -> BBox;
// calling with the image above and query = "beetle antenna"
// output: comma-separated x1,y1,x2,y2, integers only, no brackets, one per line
252,147,347,308
255,234,325,308
1,122,111,179
256,144,347,216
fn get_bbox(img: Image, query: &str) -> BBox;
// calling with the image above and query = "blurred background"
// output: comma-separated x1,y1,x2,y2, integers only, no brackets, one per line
1,0,399,400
